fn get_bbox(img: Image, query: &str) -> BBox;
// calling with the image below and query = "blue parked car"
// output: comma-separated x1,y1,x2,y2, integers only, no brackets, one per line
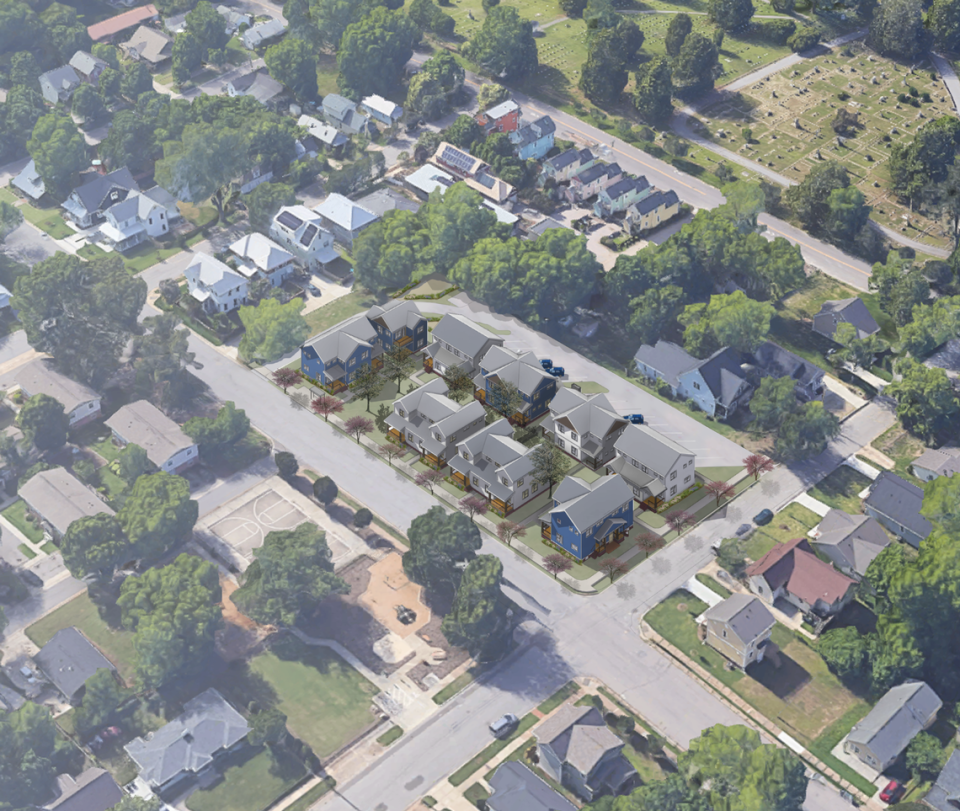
540,359,553,370
548,367,565,378
623,414,644,425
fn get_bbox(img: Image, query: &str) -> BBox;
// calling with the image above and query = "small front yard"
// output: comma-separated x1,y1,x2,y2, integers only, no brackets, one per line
185,745,306,811
304,288,384,336
201,429,271,479
2,499,45,544
337,377,416,425
19,203,73,239
809,467,873,514
742,502,821,562
871,424,927,483
118,239,186,274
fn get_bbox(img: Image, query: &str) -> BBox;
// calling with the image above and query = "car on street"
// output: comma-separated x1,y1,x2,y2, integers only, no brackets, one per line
20,570,42,588
879,780,904,804
623,413,644,425
753,509,774,526
735,523,752,537
489,713,519,738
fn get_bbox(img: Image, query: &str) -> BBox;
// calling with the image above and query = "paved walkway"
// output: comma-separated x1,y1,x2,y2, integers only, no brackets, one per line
842,455,880,480
793,492,832,517
683,576,725,608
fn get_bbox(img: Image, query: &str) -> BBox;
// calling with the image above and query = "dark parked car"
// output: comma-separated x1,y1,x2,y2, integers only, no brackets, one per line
753,509,774,526
735,523,752,537
879,780,904,804
20,570,42,588
307,284,321,296
489,713,519,738
547,367,565,378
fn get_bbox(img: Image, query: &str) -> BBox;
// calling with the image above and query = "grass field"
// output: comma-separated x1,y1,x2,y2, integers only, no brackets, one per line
872,424,927,482
809,466,872,513
118,240,186,274
248,636,379,759
742,502,821,561
185,745,306,811
304,288,384,336
3,499,45,543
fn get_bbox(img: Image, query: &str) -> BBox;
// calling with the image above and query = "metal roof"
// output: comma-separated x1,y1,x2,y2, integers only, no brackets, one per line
483,99,520,120
846,681,941,764
614,423,693,478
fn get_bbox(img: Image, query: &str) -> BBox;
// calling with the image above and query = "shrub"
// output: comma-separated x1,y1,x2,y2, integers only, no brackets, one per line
788,26,820,52
759,18,796,44
353,507,373,528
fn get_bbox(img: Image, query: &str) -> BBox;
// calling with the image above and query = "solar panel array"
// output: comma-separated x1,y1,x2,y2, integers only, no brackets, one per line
300,224,317,247
441,145,475,174
277,210,303,231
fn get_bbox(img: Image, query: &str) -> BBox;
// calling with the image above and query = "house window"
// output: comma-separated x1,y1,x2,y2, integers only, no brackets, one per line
557,440,565,450
532,482,539,492
472,476,479,485
722,629,727,638
398,409,405,417
670,471,677,480
517,478,524,487
362,351,368,359
501,477,509,486
435,432,442,441
693,382,700,390
349,358,356,367
522,490,529,499
149,217,153,225
670,486,676,496
570,448,578,458
570,432,578,441
684,475,691,484
462,451,470,460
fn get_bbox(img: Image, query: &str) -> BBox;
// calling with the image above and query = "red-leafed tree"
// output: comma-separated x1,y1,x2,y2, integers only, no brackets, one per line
344,415,374,443
460,495,489,522
272,367,301,392
311,394,344,422
599,557,629,584
544,553,573,579
704,479,736,506
666,510,695,534
415,469,446,492
744,453,774,481
496,520,526,546
635,531,665,559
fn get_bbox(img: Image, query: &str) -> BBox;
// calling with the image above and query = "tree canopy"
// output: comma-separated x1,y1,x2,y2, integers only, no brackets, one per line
463,5,539,80
633,58,674,125
18,393,67,452
869,0,927,59
337,7,420,98
441,554,510,658
265,37,319,100
238,298,309,363
27,113,88,201
403,506,482,594
0,702,80,808
405,51,465,120
775,401,840,459
680,291,774,357
61,513,131,582
117,472,199,564
183,402,250,453
886,358,960,442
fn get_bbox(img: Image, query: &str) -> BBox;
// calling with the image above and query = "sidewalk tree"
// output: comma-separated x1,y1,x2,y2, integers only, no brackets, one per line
785,160,850,232
704,480,735,507
274,450,299,481
353,507,373,528
442,554,509,658
531,441,567,497
118,472,198,563
28,113,88,200
633,58,674,126
184,402,250,453
749,377,797,431
238,298,309,363
233,524,348,628
265,37,318,100
825,186,870,245
599,557,628,584
403,505,481,594
378,443,403,466
351,364,384,411
312,394,345,422
61,514,131,582
496,519,525,546
461,495,489,522
120,61,153,100
17,393,67,452
337,7,420,98
272,367,301,392
313,475,338,508
636,531,665,559
743,453,773,481
344,415,374,444
463,6,538,80
383,346,416,393
131,313,196,411
375,402,391,434
405,51,464,120
488,379,523,418
544,553,573,579
414,469,445,491
775,401,840,459
666,510,695,534
171,31,204,85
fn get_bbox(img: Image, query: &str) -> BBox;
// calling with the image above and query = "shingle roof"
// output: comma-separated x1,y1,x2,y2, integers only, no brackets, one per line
695,347,750,407
303,314,378,366
813,509,891,577
34,627,115,700
606,455,665,497
614,423,692,478
124,25,172,63
864,471,932,543
631,188,679,215
315,193,378,232
603,175,649,200
450,419,535,499
550,388,625,440
846,681,941,764
68,50,106,76
480,346,554,398
322,93,358,121
297,115,348,147
16,358,100,415
550,474,633,534
746,537,856,605
19,468,114,537
432,314,502,362
748,341,823,389
71,167,139,215
546,147,593,172
12,159,45,200
87,4,158,40
816,297,880,341
365,298,423,333
487,762,577,811
406,164,455,195
512,115,556,147
356,188,420,218
185,252,248,298
39,65,80,92
105,400,195,468
242,17,285,45
574,162,620,186
703,593,775,645
925,749,960,811
912,447,960,478
125,688,250,788
633,340,702,389
230,69,284,103
361,94,402,119
48,768,122,811
229,233,293,273
535,705,622,774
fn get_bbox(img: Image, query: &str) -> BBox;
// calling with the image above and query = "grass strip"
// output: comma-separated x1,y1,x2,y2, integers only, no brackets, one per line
695,573,731,598
18,544,36,559
537,680,580,715
433,670,475,706
377,725,403,746
448,714,538,787
283,778,337,811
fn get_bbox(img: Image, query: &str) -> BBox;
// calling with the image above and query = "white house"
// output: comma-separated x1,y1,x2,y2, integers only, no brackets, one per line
269,205,339,271
15,358,102,428
297,114,348,151
98,188,181,252
360,95,403,127
314,194,378,247
607,423,696,510
226,69,284,106
184,253,249,314
216,4,251,33
106,400,198,474
228,233,296,287
62,167,139,229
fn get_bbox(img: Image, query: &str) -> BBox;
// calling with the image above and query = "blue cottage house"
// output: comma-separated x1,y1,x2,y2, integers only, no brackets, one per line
541,474,634,560
510,115,556,161
476,346,557,425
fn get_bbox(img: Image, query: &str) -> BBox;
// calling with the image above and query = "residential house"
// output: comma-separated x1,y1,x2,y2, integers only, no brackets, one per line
524,217,570,240
184,252,249,314
911,447,960,482
269,205,339,271
430,142,515,205
745,341,825,401
62,167,139,228
122,25,173,68
314,193,379,247
449,419,540,516
19,467,114,540
509,115,556,161
535,704,638,801
863,471,932,549
15,358,101,428
700,593,776,670
322,93,378,136
404,167,517,227
424,313,504,377
543,388,628,470
487,762,577,811
564,162,622,204
608,423,696,510
297,114,348,151
465,169,514,206
746,537,857,616
365,298,429,353
541,474,634,560
12,159,45,201
87,4,158,41
241,18,286,48
811,509,891,580
843,681,941,772
33,627,115,704
812,297,881,342
634,341,752,420
229,233,296,287
593,176,651,218
539,147,596,185
301,315,380,392
625,189,680,234
216,4,251,33
475,99,521,133
163,11,187,32
125,688,250,796
226,69,284,106
38,65,81,104
360,94,403,127
356,188,420,219
926,749,960,811
106,400,199,474
45,768,122,811
475,345,557,425
386,378,486,467
238,164,274,195
68,51,107,86
98,188,181,252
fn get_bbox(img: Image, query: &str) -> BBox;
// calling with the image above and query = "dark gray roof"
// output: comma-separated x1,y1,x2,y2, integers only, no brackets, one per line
125,688,250,788
72,167,139,216
603,175,649,200
550,474,633,534
703,593,774,645
432,314,502,360
527,218,569,239
356,188,420,218
546,147,593,172
614,423,693,478
47,768,122,811
323,93,358,121
912,447,960,478
633,340,701,389
365,298,424,333
606,455,665,497
864,472,932,543
512,116,556,148
230,69,283,103
34,628,114,700
535,704,622,774
926,749,960,811
487,761,576,811
815,297,880,341
550,389,624,440
19,467,115,537
846,681,941,763
695,347,750,407
574,162,620,186
813,509,891,577
480,346,554,398
748,341,823,388
631,188,679,215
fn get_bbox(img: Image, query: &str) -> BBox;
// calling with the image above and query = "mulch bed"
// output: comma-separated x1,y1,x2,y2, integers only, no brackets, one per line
407,611,471,690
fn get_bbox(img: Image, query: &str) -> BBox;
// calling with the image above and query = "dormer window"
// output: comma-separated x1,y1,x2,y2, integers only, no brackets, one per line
398,408,405,417
462,451,470,460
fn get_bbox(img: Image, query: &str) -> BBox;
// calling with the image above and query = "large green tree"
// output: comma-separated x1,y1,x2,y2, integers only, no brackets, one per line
117,472,199,563
405,51,465,120
627,285,685,345
246,181,296,234
579,28,628,105
61,514,131,582
120,61,153,100
238,298,310,363
633,58,674,125
784,160,850,231
441,554,510,658
337,7,419,98
183,402,250,453
748,377,797,431
775,401,840,459
130,313,198,411
709,0,754,31
665,13,692,57
71,83,106,125
869,0,926,59
0,702,79,809
27,113,88,201
402,506,482,594
930,0,960,51
353,209,430,292
17,393,67,452
825,186,870,244
886,358,960,442
463,5,539,80
185,1,229,56
422,182,500,273
170,31,204,85
74,668,122,737
672,32,719,95
680,291,774,357
818,626,869,680
265,37,318,100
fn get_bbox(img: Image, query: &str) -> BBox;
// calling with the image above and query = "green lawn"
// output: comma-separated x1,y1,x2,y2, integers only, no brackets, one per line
3,499,45,543
248,636,379,759
18,543,36,559
742,502,821,562
98,467,128,502
284,778,336,811
19,203,73,239
809,466,873,514
316,51,339,97
91,436,122,463
26,592,137,682
537,680,580,715
119,240,185,273
433,670,475,705
449,713,538,787
0,187,17,204
872,424,927,483
699,466,745,483
185,745,306,811
304,289,384,336
338,377,413,424
695,573,731,599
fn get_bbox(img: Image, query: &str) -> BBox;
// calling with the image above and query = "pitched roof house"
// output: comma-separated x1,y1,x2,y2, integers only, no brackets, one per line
122,25,173,67
321,93,378,136
926,749,960,811
184,252,249,314
45,768,122,811
87,4,158,41
626,189,680,234
34,627,115,703
813,297,880,343
911,446,960,482
593,176,651,218
12,159,45,201
360,94,403,126
811,509,891,579
509,115,556,161
301,315,378,391
543,387,628,470
269,204,339,271
843,681,941,772
745,341,825,401
125,688,250,794
314,193,379,247
542,474,634,561
746,537,856,616
475,345,557,425
386,377,486,468
609,423,696,509
449,419,540,516
68,50,108,85
487,762,577,811
297,114,348,150
15,358,102,428
62,167,140,229
539,147,596,185
535,704,637,801
227,69,284,105
564,162,622,203
476,99,521,133
241,17,286,48
364,298,429,354
701,593,776,670
38,65,81,104
98,188,181,252
430,143,515,204
19,467,114,539
404,167,517,226
216,4,252,33
229,233,296,287
425,314,504,377
106,400,198,474
863,471,932,549
634,340,752,420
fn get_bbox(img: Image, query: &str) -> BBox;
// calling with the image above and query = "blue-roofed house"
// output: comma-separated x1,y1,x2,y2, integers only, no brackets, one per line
314,193,379,247
541,474,634,560
594,176,651,218
926,750,960,811
487,762,577,811
509,115,556,161
626,189,680,233
539,147,595,185
475,345,557,425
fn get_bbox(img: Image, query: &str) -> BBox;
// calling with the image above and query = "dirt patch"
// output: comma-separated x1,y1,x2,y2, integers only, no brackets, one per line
217,577,270,662
407,612,470,690
358,553,431,639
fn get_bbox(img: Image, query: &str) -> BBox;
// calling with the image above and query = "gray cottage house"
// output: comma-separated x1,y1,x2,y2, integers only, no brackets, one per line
843,681,941,773
34,627,116,704
314,194,378,247
701,593,776,670
321,93,378,136
19,467,114,541
811,509,891,580
539,147,595,185
813,297,880,343
911,447,960,482
425,314,504,378
46,768,122,811
543,387,628,470
38,65,81,104
926,749,960,811
607,423,695,511
226,69,284,106
863,471,932,549
745,341,825,401
241,17,286,48
16,358,102,428
564,162,622,204
593,176,651,219
487,762,576,811
106,400,198,474
122,25,173,69
62,167,139,229
535,704,637,801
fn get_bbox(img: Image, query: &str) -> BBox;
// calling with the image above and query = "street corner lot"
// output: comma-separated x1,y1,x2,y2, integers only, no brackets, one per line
357,552,431,640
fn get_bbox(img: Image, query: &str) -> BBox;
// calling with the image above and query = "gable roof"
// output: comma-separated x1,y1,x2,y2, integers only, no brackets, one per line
13,159,45,200
631,188,679,215
451,419,537,494
912,447,960,478
546,147,594,172
693,347,750,407
34,627,115,700
243,17,285,45
230,69,283,103
124,25,172,63
747,341,823,388
432,314,503,361
926,749,960,811
361,94,402,119
229,233,294,273
815,297,880,341
19,468,114,537
550,474,633,534
846,681,941,763
47,768,122,811
322,93,358,120
864,471,932,542
314,193,378,232
68,50,107,76
105,400,195,467
746,537,856,605
535,705,622,774
365,298,423,333
125,688,250,788
512,115,556,147
71,167,139,215
813,509,891,576
87,4,158,40
573,162,620,186
603,175,649,200
297,115,348,147
487,761,577,811
16,358,100,414
614,423,693,478
185,252,247,297
39,65,80,92
480,346,554,399
303,314,377,366
703,593,775,645
633,340,703,389
356,188,420,218
549,388,624,442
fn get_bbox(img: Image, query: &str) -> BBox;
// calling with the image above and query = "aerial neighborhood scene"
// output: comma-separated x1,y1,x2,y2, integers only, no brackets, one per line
4,0,960,808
